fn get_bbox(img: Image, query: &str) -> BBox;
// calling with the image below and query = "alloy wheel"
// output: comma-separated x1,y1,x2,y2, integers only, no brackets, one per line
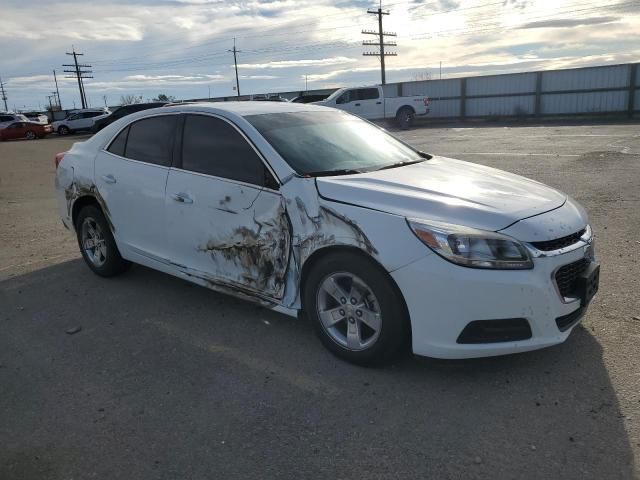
81,217,107,267
316,272,382,351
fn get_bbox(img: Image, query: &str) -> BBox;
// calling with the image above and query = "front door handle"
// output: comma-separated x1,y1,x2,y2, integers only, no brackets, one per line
101,174,116,184
376,101,382,104
170,193,193,204
355,103,361,106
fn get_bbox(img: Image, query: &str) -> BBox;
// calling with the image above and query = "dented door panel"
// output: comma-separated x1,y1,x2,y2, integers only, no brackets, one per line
166,169,291,299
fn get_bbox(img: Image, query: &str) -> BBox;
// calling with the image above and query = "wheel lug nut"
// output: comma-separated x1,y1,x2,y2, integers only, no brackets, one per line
350,298,357,305
340,297,346,304
348,317,355,324
356,310,362,317
339,309,345,316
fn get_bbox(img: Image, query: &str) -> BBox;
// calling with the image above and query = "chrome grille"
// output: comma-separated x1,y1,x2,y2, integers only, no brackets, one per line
531,228,586,251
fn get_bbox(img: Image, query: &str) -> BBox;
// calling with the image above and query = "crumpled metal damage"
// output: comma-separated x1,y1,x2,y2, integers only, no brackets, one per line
196,193,291,299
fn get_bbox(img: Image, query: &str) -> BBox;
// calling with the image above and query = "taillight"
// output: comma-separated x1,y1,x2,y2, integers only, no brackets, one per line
54,152,66,169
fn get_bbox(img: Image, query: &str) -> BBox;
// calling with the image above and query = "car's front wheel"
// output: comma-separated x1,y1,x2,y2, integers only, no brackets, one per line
303,252,409,366
25,130,37,140
75,205,130,277
58,125,70,135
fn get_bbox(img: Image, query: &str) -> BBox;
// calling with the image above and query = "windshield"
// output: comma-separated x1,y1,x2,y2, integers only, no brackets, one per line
245,111,423,175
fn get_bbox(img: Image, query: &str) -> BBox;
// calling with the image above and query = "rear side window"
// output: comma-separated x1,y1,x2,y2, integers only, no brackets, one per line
358,88,379,100
181,114,270,186
125,116,176,166
107,126,129,157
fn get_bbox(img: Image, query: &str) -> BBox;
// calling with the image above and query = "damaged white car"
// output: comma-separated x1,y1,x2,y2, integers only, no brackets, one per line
54,102,599,365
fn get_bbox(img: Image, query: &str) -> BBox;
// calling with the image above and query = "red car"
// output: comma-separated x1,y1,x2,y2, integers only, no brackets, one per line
0,121,53,141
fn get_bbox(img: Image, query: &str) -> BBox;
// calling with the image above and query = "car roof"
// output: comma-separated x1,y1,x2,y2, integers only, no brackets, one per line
164,101,335,117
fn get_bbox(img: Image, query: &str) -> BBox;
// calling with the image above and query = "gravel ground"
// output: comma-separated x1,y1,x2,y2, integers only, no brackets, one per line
1,123,639,479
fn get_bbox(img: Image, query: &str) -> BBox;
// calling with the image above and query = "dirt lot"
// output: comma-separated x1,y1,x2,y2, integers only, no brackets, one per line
1,123,639,479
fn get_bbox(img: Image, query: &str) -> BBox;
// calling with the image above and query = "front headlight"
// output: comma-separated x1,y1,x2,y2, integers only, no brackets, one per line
407,219,533,270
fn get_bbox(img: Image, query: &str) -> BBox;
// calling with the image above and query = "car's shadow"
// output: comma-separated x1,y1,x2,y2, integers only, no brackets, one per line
0,259,635,479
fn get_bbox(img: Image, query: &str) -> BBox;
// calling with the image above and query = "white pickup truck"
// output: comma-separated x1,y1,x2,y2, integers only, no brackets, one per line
314,85,429,128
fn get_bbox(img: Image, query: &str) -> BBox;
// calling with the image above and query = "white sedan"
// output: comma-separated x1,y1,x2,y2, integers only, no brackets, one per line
54,102,599,365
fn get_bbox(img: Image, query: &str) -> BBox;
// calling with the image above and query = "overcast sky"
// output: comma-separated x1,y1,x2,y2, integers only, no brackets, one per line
1,0,639,110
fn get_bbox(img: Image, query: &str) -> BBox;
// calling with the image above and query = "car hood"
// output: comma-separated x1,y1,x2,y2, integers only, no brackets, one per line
315,156,567,232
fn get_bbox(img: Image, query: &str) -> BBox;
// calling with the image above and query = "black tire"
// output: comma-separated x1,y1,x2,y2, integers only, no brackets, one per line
396,107,414,130
303,251,409,366
58,125,70,135
75,205,130,277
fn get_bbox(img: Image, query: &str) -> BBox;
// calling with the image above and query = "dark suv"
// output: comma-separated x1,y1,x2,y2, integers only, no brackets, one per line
91,103,167,133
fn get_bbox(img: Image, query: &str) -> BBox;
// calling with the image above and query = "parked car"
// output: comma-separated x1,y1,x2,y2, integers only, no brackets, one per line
290,93,331,104
52,108,110,135
91,103,167,133
0,121,52,140
315,85,430,128
250,94,288,102
0,113,29,129
23,111,49,124
54,102,598,365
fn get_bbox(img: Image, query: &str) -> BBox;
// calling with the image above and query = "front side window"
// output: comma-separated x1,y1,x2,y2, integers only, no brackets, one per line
336,90,352,104
246,111,423,175
67,114,79,121
181,114,271,187
124,115,176,166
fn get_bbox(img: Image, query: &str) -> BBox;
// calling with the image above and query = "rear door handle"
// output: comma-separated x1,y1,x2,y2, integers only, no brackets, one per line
101,174,116,184
355,103,361,106
376,101,382,104
170,193,193,204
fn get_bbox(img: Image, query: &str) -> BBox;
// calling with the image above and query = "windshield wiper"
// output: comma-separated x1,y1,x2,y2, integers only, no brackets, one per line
305,168,363,177
375,158,426,171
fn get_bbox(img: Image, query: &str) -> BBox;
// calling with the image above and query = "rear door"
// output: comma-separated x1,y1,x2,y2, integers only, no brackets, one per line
95,114,178,263
355,88,382,119
4,122,26,140
165,113,290,299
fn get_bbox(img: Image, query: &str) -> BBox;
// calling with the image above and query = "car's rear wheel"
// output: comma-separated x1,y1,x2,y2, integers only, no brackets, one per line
25,130,36,140
396,107,414,129
303,252,409,366
75,205,130,277
58,125,70,135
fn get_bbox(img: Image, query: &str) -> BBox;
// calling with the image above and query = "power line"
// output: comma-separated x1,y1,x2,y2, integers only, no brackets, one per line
229,38,241,98
363,2,397,85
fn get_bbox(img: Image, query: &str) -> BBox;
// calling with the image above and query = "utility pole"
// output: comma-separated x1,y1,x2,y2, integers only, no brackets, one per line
63,47,93,109
305,74,309,91
229,38,241,99
0,76,8,111
362,1,397,85
53,70,62,109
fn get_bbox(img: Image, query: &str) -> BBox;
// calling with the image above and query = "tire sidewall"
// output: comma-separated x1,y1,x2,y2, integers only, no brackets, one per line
396,108,414,129
75,205,128,277
303,252,409,366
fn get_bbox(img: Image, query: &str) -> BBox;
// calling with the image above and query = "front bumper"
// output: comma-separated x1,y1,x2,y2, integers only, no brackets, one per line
391,243,596,359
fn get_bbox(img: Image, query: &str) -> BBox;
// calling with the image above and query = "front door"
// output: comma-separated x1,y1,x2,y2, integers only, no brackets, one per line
166,113,290,299
94,114,178,263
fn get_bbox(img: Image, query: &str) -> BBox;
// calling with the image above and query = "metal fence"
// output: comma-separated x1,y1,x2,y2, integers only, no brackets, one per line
382,63,639,120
